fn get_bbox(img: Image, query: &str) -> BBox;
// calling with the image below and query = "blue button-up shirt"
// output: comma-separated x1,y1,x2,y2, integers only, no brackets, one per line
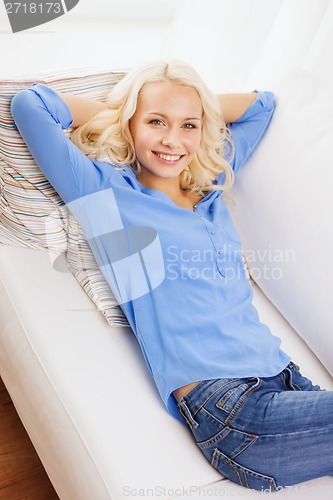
11,85,290,423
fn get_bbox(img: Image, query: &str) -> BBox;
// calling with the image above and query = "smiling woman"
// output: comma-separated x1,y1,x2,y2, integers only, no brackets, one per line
129,81,203,201
69,60,236,195
9,58,333,493
2,0,333,497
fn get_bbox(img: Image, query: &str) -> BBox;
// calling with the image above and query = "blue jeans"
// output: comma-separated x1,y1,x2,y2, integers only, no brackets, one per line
177,362,333,491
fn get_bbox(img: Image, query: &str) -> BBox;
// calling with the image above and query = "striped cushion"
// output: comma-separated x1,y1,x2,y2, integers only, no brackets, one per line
67,212,130,327
0,70,129,327
0,79,68,250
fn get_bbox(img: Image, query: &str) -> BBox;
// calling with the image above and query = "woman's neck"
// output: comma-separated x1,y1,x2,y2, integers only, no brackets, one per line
137,173,183,198
137,174,203,211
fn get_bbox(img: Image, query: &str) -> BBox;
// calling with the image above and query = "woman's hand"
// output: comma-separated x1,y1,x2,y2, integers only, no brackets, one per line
58,92,108,128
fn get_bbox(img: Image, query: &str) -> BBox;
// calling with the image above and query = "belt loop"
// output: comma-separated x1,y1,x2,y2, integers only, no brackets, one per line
284,363,298,391
178,400,199,429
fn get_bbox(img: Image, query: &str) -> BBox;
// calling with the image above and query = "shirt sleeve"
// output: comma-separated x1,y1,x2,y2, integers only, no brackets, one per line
227,90,276,174
10,83,106,204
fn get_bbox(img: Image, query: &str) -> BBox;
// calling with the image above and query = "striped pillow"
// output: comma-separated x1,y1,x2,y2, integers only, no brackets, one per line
0,79,68,250
67,212,130,327
0,70,129,327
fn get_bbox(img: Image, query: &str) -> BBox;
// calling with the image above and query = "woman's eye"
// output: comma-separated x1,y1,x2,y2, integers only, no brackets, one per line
149,119,164,125
183,123,197,129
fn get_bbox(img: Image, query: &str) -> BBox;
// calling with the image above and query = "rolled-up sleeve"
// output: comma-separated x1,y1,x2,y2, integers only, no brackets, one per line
10,83,95,204
228,91,276,174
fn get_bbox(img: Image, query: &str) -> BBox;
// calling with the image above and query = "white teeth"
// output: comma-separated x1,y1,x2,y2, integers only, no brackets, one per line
156,153,182,161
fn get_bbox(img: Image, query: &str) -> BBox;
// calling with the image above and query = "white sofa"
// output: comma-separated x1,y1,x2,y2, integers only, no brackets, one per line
1,1,333,499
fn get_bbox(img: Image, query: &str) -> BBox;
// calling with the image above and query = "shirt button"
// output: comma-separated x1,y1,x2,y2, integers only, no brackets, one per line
193,204,198,209
218,250,223,255
210,231,215,235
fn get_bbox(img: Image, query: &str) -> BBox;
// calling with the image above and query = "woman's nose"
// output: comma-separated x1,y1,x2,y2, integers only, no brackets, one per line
161,132,181,149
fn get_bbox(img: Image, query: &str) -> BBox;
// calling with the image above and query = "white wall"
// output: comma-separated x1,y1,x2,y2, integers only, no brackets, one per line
73,0,180,23
0,0,184,77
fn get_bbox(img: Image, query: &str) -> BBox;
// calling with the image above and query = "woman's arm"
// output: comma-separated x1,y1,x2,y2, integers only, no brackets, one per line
61,90,256,128
62,91,257,128
217,92,258,124
217,91,275,178
59,92,108,128
11,84,104,204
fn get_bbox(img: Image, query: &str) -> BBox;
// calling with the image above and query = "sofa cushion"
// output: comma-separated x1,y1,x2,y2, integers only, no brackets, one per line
0,245,222,500
0,71,123,252
163,0,284,92
67,212,130,327
1,245,332,499
0,70,129,327
229,70,333,377
0,79,68,250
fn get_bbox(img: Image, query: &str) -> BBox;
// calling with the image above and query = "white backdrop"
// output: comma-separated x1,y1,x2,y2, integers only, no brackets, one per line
0,0,183,77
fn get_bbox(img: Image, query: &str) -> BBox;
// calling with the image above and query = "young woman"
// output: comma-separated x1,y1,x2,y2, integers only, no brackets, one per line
11,60,333,491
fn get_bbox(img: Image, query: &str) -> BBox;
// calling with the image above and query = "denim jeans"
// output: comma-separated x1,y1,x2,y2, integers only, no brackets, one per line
177,362,333,491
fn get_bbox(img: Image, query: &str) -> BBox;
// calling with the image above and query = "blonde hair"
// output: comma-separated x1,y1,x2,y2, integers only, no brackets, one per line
71,60,234,193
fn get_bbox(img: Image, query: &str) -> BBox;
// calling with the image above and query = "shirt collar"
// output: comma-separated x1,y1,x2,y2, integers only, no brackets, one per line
120,165,221,208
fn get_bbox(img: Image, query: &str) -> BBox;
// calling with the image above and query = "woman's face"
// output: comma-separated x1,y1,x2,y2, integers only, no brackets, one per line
129,80,202,188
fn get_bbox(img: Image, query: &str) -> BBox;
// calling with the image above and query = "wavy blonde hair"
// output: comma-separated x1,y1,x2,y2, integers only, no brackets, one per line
71,60,234,193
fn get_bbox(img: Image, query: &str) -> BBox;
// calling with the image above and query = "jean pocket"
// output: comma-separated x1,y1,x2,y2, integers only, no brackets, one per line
211,448,278,491
215,378,261,425
216,383,250,413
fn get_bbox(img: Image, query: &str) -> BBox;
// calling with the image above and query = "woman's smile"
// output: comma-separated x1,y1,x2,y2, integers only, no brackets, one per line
152,151,186,164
